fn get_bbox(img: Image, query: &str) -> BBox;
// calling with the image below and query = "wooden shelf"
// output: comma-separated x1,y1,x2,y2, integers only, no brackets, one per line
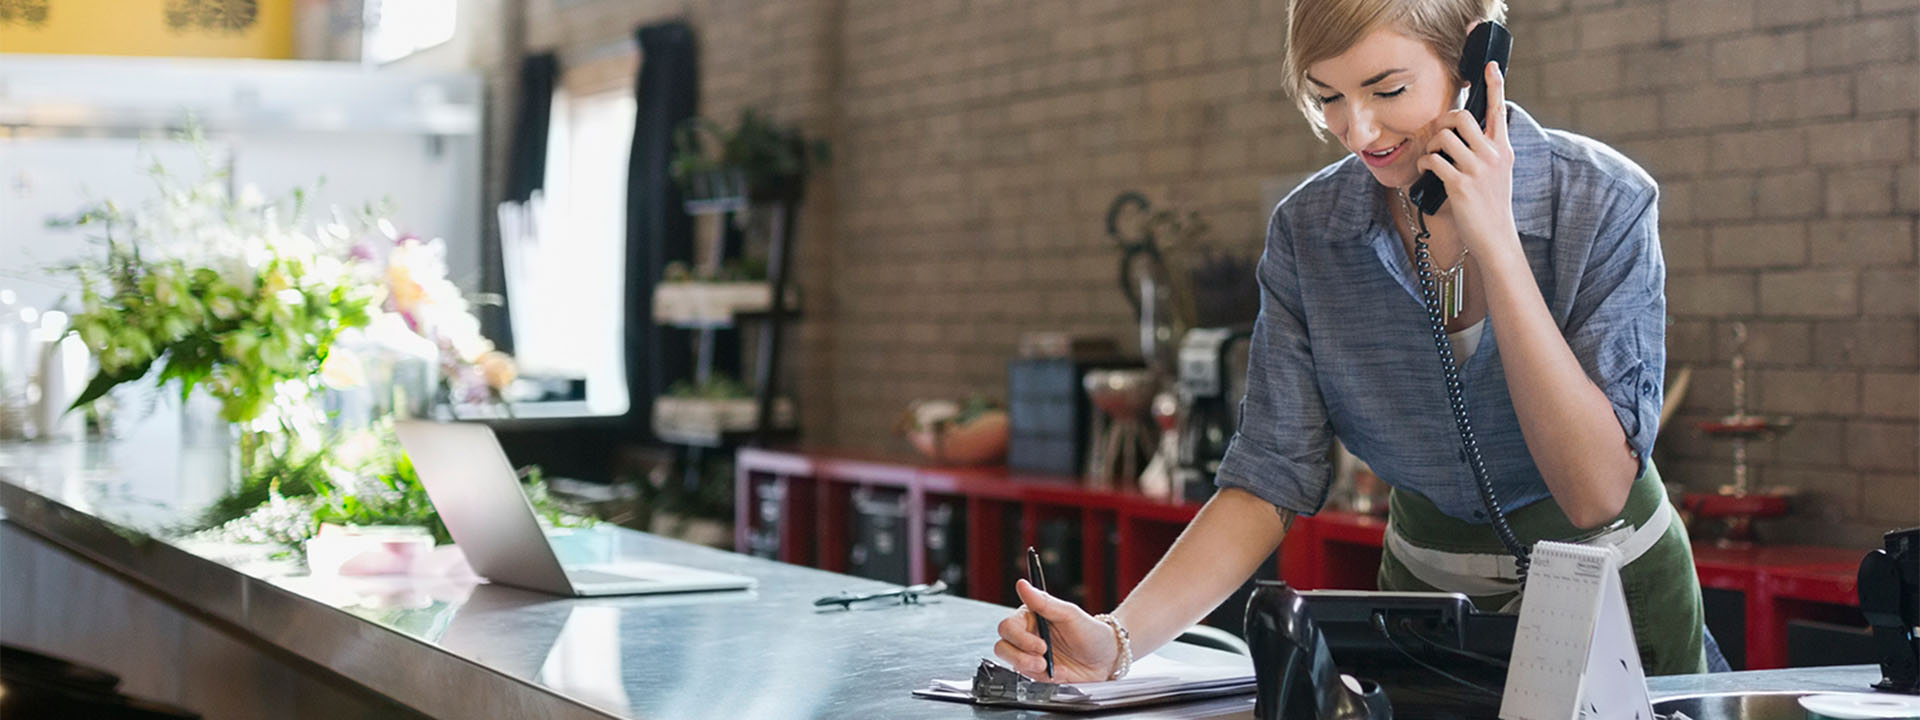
653,397,795,447
735,447,1867,669
683,196,749,215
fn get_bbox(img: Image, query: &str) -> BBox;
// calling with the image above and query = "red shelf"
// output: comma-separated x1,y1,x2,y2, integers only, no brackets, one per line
735,447,1863,669
1689,544,1862,669
737,447,1206,608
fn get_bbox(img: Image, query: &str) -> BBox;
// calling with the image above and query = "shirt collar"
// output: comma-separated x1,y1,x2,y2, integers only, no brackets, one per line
1327,101,1555,242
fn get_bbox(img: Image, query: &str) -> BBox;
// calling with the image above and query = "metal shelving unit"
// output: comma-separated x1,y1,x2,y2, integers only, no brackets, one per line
654,189,802,487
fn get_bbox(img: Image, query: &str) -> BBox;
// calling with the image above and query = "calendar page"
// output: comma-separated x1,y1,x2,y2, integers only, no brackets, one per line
1499,541,1651,720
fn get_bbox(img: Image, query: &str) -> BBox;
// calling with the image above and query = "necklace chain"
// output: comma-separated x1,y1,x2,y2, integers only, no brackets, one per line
1395,189,1469,321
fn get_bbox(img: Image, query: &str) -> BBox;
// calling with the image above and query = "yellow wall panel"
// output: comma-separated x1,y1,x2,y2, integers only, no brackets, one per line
0,0,294,59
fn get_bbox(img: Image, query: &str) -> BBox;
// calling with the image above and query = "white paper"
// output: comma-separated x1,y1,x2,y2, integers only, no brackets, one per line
1499,541,1652,720
930,652,1254,705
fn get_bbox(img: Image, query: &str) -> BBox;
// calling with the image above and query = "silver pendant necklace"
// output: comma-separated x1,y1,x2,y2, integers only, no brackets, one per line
1395,188,1470,322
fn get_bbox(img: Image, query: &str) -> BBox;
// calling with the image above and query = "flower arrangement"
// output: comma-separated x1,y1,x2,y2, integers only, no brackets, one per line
57,134,583,557
63,144,379,435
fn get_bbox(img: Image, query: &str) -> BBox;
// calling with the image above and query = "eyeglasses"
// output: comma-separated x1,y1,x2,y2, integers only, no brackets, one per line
813,580,948,610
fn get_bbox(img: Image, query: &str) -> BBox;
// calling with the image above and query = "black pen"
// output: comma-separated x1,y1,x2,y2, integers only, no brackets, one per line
1026,546,1054,679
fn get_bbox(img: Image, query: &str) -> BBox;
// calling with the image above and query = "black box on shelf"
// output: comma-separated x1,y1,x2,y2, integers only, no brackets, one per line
925,498,966,595
1786,619,1876,667
849,487,910,585
1037,516,1084,608
748,478,783,560
1007,353,1131,477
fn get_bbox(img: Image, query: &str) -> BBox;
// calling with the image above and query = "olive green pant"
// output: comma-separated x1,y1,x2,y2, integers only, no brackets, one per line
1377,462,1709,676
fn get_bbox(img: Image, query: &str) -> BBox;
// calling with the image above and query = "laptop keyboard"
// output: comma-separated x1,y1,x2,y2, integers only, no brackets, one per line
567,569,653,585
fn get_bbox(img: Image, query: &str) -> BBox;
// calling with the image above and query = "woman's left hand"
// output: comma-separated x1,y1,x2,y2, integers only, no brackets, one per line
1416,60,1519,263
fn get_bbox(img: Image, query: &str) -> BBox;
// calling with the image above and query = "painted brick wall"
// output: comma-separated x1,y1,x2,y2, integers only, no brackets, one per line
517,0,1919,547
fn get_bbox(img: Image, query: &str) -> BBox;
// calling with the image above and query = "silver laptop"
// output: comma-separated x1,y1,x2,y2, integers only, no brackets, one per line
394,420,755,597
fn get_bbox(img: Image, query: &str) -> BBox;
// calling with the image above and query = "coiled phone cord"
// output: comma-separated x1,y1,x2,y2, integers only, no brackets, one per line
1408,213,1530,579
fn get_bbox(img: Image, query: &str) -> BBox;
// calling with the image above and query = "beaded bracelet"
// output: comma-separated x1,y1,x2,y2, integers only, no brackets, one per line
1092,613,1132,680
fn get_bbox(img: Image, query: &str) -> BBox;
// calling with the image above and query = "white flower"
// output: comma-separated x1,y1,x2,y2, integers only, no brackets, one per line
276,228,317,261
309,256,345,286
320,348,367,389
213,256,256,291
365,313,438,360
208,296,239,320
238,184,265,209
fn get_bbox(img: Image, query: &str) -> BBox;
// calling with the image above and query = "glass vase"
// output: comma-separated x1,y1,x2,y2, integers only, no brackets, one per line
322,337,439,431
178,386,243,492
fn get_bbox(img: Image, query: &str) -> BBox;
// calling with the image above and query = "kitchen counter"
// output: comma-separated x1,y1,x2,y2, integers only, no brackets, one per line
0,440,1887,719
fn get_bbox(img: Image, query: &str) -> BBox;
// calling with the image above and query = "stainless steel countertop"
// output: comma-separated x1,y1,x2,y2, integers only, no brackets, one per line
0,441,1885,719
0,441,1260,719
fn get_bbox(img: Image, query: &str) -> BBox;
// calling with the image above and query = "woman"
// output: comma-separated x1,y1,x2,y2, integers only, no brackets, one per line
995,0,1708,682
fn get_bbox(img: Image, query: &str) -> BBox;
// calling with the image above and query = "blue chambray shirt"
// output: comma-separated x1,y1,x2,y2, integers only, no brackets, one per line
1215,102,1666,524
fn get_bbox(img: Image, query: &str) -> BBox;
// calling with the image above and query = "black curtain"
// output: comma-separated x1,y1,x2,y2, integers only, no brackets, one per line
626,22,698,436
486,52,559,354
505,52,559,203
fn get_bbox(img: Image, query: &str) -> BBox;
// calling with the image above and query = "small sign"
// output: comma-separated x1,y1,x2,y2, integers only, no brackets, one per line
1500,540,1653,720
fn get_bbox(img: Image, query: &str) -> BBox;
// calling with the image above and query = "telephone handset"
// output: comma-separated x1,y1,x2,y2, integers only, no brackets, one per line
1407,21,1512,216
1403,21,1531,578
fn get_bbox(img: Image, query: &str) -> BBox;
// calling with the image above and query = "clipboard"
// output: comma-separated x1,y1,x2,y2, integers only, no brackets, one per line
912,644,1257,713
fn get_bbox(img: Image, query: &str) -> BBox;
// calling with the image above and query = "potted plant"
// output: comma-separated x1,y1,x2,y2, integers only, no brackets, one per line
669,108,830,203
651,259,785,327
652,373,794,443
898,395,1010,466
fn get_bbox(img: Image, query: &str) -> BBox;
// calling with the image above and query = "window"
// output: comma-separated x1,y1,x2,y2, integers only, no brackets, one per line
363,0,457,65
498,82,634,417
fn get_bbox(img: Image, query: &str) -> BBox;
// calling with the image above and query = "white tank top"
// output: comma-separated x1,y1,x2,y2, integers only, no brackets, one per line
1448,319,1487,367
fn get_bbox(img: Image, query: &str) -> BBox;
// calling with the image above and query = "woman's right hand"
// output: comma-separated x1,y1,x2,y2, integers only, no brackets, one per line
993,578,1120,682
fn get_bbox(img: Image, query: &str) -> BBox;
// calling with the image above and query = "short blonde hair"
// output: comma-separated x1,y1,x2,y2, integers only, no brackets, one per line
1284,0,1508,139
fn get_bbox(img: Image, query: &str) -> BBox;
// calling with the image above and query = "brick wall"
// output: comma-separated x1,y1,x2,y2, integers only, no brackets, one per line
825,0,1346,458
517,0,1918,546
1506,0,1919,548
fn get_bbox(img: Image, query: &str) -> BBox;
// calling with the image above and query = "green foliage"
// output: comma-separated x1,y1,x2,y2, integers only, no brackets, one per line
309,449,451,545
901,393,1002,434
61,147,379,427
956,393,999,425
661,258,769,283
183,424,592,552
665,374,751,400
191,434,336,531
669,108,830,201
628,456,734,527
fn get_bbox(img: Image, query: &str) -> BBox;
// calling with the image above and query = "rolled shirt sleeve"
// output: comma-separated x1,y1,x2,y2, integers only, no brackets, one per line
1214,206,1338,516
1561,183,1667,476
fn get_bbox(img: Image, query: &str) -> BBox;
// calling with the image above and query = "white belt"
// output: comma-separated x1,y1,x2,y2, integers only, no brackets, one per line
1385,495,1675,598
